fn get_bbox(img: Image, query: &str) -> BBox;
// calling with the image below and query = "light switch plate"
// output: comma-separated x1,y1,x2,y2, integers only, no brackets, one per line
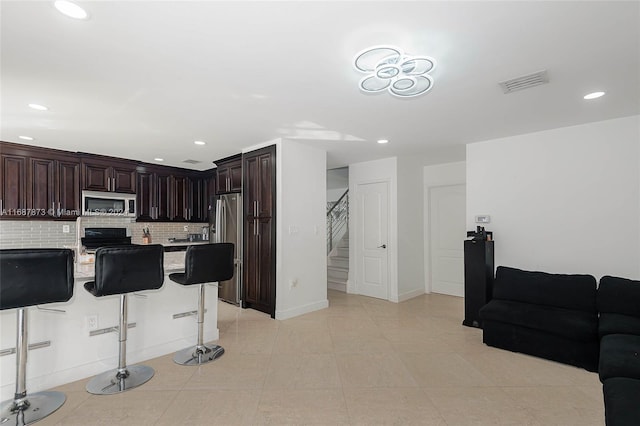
475,215,491,224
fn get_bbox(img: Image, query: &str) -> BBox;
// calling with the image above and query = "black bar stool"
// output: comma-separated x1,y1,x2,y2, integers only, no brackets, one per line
169,243,234,365
0,249,74,425
83,245,164,395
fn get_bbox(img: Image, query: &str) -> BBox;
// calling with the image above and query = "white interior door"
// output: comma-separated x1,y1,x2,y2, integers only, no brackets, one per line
430,184,466,296
356,181,389,300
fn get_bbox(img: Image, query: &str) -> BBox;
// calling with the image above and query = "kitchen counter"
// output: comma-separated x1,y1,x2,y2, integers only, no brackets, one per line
75,250,187,280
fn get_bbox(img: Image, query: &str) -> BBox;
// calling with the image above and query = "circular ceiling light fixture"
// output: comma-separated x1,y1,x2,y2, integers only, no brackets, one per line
377,139,389,144
584,91,605,100
28,103,48,111
54,1,89,20
354,45,436,98
194,140,206,145
19,136,35,141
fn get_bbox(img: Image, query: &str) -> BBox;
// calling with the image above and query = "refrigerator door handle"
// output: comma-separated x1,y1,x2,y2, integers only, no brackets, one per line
215,199,223,243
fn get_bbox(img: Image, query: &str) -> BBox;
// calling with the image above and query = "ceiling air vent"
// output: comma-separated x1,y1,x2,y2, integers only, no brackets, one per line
499,70,549,94
182,159,201,164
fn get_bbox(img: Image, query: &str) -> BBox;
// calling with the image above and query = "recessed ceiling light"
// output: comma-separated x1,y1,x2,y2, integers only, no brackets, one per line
28,103,48,111
154,158,164,162
18,136,35,141
584,91,605,100
194,140,206,145
377,139,389,144
54,0,88,20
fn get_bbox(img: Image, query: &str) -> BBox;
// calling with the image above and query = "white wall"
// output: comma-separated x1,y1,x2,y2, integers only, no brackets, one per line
423,162,466,293
396,156,429,301
349,157,399,301
275,139,328,319
467,115,640,280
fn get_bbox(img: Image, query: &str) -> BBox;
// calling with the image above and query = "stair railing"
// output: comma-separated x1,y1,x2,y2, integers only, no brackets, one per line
327,189,348,254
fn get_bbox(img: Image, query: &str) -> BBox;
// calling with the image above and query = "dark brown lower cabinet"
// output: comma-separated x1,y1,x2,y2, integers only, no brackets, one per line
242,145,276,318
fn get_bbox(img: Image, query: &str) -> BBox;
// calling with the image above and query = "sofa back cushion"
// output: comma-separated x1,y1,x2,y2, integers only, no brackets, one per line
493,266,597,312
598,276,640,317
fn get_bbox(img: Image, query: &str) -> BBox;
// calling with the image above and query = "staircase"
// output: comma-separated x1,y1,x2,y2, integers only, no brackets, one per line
327,189,349,292
327,231,349,292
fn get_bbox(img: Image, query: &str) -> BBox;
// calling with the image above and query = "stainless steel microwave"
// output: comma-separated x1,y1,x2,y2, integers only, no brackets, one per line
82,190,136,217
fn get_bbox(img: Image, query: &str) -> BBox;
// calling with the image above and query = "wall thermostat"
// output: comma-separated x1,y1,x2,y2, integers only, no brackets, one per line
475,215,491,224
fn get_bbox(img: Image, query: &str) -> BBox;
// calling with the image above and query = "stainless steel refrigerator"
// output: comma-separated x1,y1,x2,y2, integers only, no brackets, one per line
214,193,242,304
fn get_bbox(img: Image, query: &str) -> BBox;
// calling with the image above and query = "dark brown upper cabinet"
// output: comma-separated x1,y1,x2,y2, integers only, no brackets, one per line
1,142,80,220
136,166,174,222
81,156,136,193
214,155,242,194
136,165,211,223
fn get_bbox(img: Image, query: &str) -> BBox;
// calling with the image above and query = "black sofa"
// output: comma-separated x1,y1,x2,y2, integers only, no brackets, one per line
479,266,600,372
597,275,640,426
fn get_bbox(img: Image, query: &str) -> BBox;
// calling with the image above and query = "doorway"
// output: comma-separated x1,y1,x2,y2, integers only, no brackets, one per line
429,184,466,296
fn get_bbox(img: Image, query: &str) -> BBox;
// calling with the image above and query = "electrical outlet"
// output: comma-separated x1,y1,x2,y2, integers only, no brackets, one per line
183,225,189,232
85,315,98,331
62,224,70,233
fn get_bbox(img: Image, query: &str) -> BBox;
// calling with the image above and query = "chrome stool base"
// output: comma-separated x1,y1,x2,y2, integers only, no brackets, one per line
0,391,66,425
85,365,154,395
173,344,224,366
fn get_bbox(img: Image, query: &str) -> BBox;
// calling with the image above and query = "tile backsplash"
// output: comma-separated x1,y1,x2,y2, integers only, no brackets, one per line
0,217,209,250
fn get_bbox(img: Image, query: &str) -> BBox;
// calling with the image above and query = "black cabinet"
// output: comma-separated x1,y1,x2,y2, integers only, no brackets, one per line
214,155,242,194
81,156,136,193
0,142,80,220
463,239,494,328
242,145,276,318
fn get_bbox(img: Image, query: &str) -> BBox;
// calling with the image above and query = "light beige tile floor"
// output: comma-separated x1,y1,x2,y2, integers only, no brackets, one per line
41,290,604,425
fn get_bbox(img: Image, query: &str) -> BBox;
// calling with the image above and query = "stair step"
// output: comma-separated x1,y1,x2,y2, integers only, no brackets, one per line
327,278,347,292
328,266,348,280
328,256,348,269
336,247,349,257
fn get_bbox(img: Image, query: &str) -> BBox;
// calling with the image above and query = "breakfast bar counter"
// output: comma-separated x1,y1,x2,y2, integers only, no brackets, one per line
0,249,221,400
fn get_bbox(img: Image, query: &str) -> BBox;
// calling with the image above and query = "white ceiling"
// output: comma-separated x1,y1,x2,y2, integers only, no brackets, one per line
1,1,639,171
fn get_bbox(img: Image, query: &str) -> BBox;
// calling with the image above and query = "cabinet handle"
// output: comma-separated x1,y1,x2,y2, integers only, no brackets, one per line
52,202,55,217
254,218,258,236
253,200,257,217
58,202,61,216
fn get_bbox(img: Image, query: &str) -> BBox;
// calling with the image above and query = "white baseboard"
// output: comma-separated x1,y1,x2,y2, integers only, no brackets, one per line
275,299,329,320
397,288,425,302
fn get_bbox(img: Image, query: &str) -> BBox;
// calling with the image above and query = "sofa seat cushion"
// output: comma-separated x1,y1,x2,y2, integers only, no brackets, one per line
599,334,640,381
603,377,640,426
599,313,640,338
479,299,598,341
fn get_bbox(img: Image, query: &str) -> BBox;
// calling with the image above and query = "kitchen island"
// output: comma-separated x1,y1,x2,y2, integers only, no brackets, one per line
0,247,221,400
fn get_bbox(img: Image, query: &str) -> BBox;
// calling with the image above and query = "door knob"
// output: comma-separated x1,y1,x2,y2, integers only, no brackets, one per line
378,244,386,249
